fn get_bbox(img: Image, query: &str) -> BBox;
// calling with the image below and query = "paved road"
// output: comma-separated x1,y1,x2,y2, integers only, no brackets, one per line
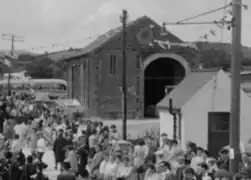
23,148,59,180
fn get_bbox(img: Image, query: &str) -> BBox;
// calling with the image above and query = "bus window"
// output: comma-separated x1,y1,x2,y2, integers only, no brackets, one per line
59,84,67,91
52,83,66,91
52,84,58,91
43,84,51,91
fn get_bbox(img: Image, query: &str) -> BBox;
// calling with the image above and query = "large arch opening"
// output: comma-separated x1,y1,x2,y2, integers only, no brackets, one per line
144,56,187,118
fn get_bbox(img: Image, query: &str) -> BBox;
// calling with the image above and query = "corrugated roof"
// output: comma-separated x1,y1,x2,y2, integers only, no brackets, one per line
157,69,219,109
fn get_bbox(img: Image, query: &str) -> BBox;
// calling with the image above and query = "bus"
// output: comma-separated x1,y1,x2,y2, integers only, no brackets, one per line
0,79,67,99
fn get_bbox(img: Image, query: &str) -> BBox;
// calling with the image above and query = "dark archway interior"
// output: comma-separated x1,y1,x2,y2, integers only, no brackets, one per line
144,57,186,118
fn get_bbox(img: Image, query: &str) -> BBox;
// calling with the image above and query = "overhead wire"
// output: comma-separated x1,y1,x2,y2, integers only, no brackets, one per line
175,3,231,24
26,2,238,54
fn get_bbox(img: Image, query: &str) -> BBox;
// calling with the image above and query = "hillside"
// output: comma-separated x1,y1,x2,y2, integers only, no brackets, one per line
195,41,251,59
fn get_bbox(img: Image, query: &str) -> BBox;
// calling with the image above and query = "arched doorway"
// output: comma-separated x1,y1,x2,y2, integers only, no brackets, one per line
143,53,189,118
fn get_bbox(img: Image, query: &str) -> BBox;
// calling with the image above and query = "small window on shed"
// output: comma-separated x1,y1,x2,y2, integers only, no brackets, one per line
109,54,117,75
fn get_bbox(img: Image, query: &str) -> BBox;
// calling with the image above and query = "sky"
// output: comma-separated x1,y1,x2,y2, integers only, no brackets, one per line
0,0,250,53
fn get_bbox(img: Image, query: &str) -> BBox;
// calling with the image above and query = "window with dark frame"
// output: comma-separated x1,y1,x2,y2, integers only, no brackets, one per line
109,54,116,75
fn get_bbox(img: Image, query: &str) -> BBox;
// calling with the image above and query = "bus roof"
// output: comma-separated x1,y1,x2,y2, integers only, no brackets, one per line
31,79,67,84
0,79,30,84
0,79,67,85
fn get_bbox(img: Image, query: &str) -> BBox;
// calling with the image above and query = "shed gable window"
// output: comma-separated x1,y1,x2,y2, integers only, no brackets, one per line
109,54,117,75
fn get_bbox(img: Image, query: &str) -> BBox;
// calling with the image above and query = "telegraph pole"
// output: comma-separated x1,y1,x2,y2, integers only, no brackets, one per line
229,0,242,174
2,33,24,56
2,33,24,95
120,10,128,140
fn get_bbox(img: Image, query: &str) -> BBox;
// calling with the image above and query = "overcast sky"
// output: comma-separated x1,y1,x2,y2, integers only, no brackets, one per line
0,0,250,53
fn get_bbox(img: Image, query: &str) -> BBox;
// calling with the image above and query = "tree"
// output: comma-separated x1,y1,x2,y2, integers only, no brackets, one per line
199,48,251,68
200,49,231,68
25,58,64,79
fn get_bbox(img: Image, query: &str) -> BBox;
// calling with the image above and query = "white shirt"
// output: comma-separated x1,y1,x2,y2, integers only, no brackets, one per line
89,135,97,148
36,138,47,152
99,160,108,175
134,145,147,166
14,123,27,140
104,162,119,176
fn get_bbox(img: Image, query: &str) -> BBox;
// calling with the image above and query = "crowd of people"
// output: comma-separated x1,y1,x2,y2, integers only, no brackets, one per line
0,92,250,180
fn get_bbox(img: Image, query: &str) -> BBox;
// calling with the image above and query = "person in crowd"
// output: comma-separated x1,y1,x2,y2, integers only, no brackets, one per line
36,133,47,154
20,155,36,180
103,152,118,180
33,163,49,180
144,136,156,163
217,149,229,171
116,155,133,180
183,167,196,180
96,122,103,134
134,138,147,167
159,133,168,148
99,151,109,179
110,124,120,142
53,129,67,170
206,158,218,175
11,134,22,154
197,162,213,180
0,92,249,180
3,119,15,141
57,161,76,180
155,149,165,164
185,142,197,165
65,145,78,175
236,152,251,178
191,148,206,174
156,161,172,180
144,163,158,180
77,144,89,179
90,144,104,178
175,156,187,180
88,130,97,158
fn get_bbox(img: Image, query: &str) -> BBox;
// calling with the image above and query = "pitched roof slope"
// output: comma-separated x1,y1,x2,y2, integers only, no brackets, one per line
157,69,219,109
65,16,182,60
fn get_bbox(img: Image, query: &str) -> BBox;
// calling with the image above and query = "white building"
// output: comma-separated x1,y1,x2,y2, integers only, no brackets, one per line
157,69,251,156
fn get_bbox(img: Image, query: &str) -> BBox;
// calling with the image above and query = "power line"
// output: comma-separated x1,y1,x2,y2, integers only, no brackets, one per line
175,3,232,24
164,20,231,26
